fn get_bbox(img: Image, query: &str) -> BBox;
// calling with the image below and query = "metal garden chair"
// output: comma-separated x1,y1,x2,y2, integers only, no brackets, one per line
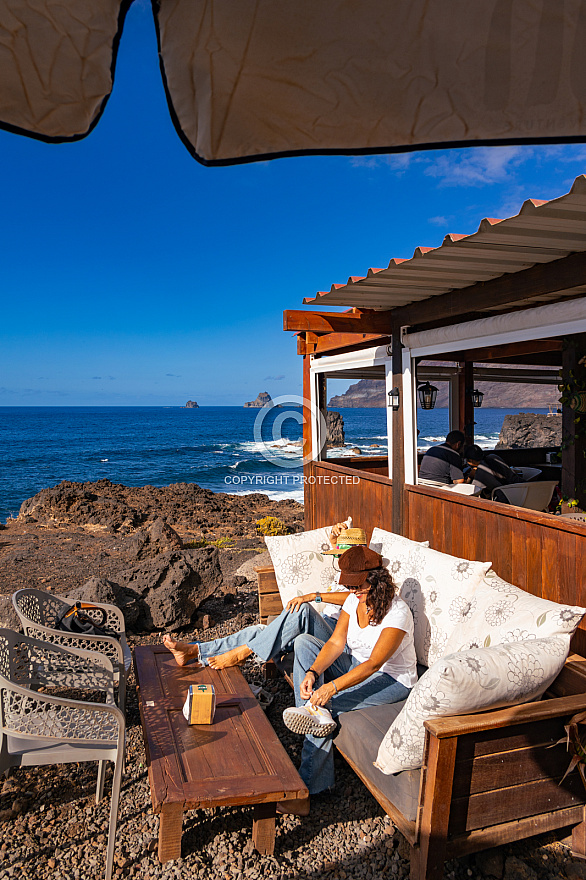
0,629,125,880
12,589,131,714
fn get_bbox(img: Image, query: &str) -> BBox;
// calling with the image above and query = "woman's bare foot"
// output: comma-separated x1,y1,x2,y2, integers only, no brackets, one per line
162,634,200,666
208,645,252,669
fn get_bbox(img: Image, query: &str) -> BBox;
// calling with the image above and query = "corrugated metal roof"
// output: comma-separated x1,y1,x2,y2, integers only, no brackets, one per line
304,174,586,311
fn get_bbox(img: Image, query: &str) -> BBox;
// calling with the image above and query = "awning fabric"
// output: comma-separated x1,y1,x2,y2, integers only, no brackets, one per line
3,0,586,164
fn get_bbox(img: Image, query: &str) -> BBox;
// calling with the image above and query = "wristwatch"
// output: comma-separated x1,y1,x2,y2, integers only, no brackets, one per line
315,593,322,603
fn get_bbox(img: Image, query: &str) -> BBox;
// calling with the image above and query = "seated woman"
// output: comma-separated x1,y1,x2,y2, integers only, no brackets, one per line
163,522,359,670
281,544,417,814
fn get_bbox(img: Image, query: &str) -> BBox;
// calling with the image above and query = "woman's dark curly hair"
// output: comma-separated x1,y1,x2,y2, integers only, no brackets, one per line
363,567,397,625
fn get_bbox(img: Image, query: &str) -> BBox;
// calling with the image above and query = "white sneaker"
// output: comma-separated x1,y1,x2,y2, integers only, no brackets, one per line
283,703,337,737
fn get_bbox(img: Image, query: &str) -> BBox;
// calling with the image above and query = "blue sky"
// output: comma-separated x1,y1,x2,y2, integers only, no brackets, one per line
2,1,586,406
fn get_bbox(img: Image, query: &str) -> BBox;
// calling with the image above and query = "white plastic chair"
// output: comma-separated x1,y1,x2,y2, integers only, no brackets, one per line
12,589,131,714
0,629,124,880
492,480,558,511
559,511,586,522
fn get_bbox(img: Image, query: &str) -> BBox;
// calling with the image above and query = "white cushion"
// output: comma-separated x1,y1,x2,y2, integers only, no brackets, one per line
444,570,586,654
370,528,491,666
375,636,570,775
264,526,339,610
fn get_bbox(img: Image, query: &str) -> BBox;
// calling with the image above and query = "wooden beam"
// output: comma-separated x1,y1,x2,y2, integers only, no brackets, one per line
284,308,393,334
313,332,389,355
392,252,586,327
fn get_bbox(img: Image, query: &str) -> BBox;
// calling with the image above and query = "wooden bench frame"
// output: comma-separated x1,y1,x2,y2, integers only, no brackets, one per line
256,565,586,880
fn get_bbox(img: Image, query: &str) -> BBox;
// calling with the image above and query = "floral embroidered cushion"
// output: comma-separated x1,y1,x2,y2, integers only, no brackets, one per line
444,570,586,655
370,529,491,667
265,526,340,610
375,635,570,775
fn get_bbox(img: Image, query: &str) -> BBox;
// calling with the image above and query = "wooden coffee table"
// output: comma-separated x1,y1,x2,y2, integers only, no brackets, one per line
134,645,308,862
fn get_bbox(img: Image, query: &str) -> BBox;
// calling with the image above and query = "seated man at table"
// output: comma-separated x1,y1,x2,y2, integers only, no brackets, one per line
464,445,522,499
418,430,465,485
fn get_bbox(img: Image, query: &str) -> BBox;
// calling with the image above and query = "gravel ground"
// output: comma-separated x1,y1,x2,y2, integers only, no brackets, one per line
2,582,586,880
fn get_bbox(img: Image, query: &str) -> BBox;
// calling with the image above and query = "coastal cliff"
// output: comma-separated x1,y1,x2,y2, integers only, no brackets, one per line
329,377,560,408
244,391,273,408
497,413,562,448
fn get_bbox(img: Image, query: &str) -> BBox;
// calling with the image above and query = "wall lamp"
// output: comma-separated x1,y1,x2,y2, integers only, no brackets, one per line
418,382,438,410
467,387,485,408
388,387,400,410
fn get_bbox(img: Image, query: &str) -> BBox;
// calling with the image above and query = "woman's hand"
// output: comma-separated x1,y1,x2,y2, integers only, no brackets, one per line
329,521,347,546
286,593,315,611
309,682,337,707
300,672,316,701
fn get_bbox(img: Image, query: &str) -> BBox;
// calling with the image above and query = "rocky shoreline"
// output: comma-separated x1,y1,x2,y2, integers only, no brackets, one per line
0,481,585,880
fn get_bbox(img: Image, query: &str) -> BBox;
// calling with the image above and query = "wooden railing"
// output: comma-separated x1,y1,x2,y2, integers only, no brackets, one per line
304,460,586,655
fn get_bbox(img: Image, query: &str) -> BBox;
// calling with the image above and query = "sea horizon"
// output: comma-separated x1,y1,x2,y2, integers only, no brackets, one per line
0,405,551,523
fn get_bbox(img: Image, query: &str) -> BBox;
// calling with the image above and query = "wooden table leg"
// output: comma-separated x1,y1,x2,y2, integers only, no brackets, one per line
252,803,276,855
158,803,184,863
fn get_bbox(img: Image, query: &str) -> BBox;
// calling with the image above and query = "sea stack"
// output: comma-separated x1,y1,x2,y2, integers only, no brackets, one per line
185,400,199,408
244,391,273,408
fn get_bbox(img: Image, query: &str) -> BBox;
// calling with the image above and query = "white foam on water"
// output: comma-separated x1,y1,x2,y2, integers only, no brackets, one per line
219,487,304,504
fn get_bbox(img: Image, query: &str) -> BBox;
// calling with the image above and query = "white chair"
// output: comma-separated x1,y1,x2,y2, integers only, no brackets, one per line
0,629,124,880
12,589,131,714
492,480,558,512
560,511,586,522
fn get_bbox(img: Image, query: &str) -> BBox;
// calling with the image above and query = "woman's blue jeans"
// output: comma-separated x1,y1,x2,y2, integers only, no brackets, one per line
292,633,411,795
195,604,337,664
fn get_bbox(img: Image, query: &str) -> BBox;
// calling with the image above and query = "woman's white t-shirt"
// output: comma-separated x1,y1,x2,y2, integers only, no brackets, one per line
342,593,417,688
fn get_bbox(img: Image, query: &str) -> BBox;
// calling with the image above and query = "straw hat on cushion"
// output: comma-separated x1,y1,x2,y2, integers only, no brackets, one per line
338,545,383,587
323,527,367,555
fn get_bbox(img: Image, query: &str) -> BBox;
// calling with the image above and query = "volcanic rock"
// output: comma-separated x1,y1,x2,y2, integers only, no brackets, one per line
75,577,142,629
185,400,199,408
496,413,562,448
0,596,20,630
326,410,345,447
244,391,272,408
125,517,183,559
112,548,223,629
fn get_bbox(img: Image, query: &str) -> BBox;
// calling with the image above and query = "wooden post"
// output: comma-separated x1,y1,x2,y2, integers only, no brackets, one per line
302,349,313,530
392,322,405,535
252,803,277,855
458,361,474,442
158,802,184,862
561,334,586,510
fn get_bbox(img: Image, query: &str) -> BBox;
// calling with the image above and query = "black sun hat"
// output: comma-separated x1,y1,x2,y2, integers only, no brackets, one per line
338,545,383,587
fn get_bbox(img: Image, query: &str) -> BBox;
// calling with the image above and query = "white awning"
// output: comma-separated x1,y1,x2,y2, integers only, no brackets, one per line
306,175,586,310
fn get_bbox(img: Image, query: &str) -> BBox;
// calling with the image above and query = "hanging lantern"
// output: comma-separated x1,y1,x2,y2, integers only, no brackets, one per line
388,387,400,411
470,388,484,408
418,382,438,410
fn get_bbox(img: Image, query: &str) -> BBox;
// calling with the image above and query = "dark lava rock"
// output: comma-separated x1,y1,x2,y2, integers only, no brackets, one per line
75,576,142,629
125,517,183,559
113,547,223,630
0,595,20,630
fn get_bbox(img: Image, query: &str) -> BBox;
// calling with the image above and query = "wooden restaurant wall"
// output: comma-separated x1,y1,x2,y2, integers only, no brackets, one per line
304,460,586,656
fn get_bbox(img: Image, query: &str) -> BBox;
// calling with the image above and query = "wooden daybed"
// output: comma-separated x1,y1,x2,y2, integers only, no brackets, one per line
256,566,586,880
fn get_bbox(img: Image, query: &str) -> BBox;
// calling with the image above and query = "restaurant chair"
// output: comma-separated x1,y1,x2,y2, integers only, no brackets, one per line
12,588,131,714
492,480,558,512
0,629,125,880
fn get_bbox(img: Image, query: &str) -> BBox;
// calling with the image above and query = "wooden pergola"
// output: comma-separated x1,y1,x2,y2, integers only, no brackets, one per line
285,177,586,652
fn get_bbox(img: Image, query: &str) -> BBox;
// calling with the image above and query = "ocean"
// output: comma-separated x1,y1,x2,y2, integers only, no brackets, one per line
0,406,549,523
